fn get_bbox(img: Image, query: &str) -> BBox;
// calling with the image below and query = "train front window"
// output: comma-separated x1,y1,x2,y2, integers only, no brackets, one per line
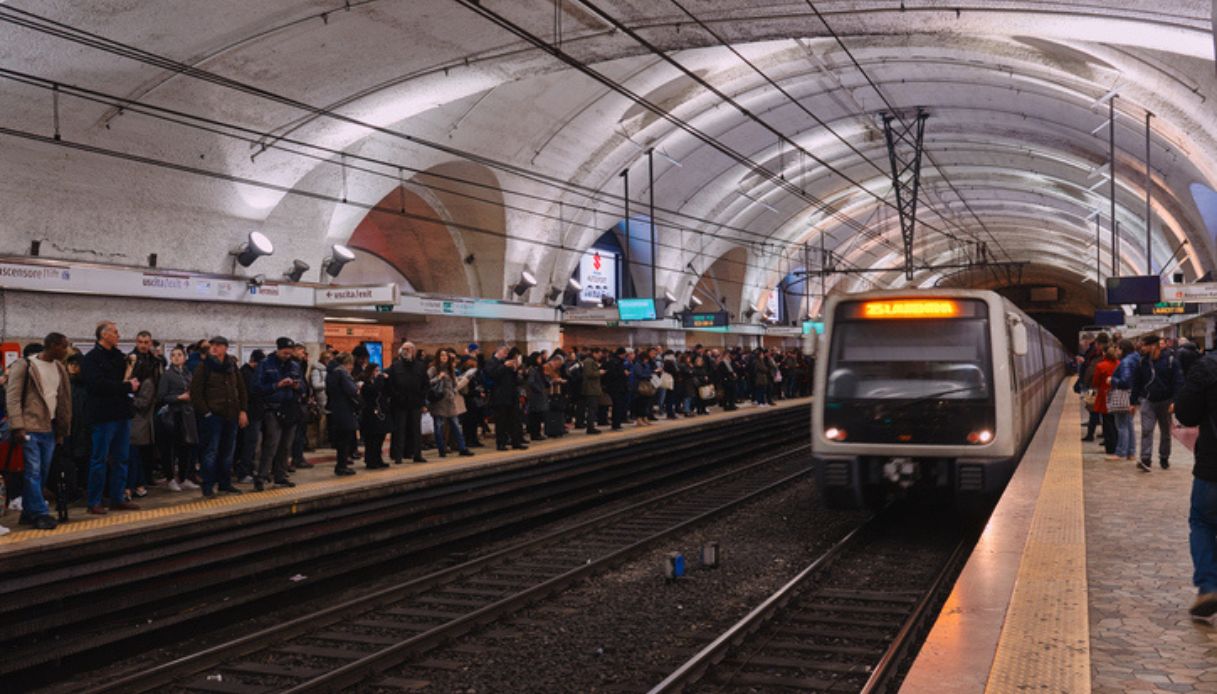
826,313,992,401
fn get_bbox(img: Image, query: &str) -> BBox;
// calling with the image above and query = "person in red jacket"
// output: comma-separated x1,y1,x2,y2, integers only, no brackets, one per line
1092,347,1120,456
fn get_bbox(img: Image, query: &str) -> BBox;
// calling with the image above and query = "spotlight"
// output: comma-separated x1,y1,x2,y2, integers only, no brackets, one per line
663,291,678,307
512,270,538,297
321,244,356,278
546,285,564,302
744,303,759,320
689,295,704,307
568,277,582,292
284,259,310,282
233,231,274,268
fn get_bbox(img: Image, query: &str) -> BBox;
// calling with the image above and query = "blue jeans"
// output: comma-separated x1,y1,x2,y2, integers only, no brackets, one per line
87,419,130,508
21,432,55,518
432,415,467,455
199,415,238,492
1189,478,1217,594
1114,411,1134,457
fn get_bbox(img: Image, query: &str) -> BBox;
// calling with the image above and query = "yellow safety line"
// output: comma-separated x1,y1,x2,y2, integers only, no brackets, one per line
985,402,1090,692
0,398,812,547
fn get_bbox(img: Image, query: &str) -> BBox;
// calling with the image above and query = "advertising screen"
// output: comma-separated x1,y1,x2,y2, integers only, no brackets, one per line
361,341,384,368
1106,276,1161,305
578,249,617,305
616,298,657,321
682,311,730,328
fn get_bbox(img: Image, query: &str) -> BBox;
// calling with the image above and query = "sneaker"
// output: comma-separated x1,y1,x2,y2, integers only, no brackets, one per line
1190,593,1217,622
33,515,57,531
236,475,253,484
0,525,9,536
1137,460,1152,473
273,479,296,488
180,479,200,491
1161,460,1170,470
167,479,183,492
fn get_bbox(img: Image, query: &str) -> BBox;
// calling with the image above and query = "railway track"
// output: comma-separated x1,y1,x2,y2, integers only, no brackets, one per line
649,504,971,694
77,444,814,693
3,407,807,689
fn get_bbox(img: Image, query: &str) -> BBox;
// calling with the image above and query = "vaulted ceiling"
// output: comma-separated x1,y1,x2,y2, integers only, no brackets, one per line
0,1,1213,314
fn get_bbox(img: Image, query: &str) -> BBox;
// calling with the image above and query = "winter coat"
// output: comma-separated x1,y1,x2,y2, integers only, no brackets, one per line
326,367,361,432
1134,349,1185,404
427,366,461,419
130,377,158,446
1174,352,1217,482
486,357,522,408
630,358,655,393
752,355,772,387
388,357,428,411
603,356,628,394
68,375,91,459
360,373,391,434
580,357,602,397
1111,353,1141,404
4,356,71,437
156,364,198,446
253,354,304,424
190,355,248,420
526,366,550,414
1179,343,1201,377
82,342,133,424
1092,357,1118,415
240,363,265,420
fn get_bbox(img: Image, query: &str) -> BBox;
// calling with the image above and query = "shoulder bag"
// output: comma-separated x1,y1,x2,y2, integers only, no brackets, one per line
1106,387,1131,413
698,384,716,401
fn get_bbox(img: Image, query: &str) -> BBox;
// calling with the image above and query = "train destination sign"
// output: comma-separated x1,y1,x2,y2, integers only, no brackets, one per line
681,311,729,328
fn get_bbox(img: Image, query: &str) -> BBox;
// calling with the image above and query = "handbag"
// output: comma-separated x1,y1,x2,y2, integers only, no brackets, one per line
659,373,674,391
427,380,445,403
637,379,656,398
698,384,716,401
1082,388,1097,409
1106,387,1131,413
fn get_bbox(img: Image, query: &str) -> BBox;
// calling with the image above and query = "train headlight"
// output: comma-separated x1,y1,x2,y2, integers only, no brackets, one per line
824,427,847,442
967,429,994,445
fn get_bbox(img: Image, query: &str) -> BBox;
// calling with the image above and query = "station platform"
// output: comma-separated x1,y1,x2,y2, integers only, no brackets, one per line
0,398,809,557
905,383,1216,693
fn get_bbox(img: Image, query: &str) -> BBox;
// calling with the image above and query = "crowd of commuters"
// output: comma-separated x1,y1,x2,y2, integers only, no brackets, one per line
0,322,813,534
1074,330,1217,623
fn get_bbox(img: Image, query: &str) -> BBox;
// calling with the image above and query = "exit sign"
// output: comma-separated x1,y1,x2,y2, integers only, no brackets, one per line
375,304,394,313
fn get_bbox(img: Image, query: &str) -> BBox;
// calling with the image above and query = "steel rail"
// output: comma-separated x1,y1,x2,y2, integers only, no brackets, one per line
82,442,812,694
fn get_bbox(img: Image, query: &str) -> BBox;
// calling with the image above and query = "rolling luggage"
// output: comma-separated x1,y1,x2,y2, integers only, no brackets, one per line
546,395,567,438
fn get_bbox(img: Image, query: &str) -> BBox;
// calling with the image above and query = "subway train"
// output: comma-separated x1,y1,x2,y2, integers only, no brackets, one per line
811,289,1067,509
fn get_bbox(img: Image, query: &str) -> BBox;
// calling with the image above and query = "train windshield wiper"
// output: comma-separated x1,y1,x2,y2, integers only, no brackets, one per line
878,385,986,412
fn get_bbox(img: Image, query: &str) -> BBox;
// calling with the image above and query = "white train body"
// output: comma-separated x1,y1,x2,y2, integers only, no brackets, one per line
811,289,1066,508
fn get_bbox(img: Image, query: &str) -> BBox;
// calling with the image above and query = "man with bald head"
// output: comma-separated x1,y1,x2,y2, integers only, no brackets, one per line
388,340,428,464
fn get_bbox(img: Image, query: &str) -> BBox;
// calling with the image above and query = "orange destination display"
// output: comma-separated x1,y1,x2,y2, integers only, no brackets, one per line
861,299,959,319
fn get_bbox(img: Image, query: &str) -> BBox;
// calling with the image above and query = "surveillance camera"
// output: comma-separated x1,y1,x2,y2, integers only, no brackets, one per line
247,274,266,289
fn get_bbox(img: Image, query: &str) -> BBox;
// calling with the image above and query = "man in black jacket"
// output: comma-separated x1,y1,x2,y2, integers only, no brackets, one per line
604,348,629,431
388,341,428,463
1173,350,1217,622
82,321,141,514
487,346,526,450
1135,335,1185,471
234,349,265,482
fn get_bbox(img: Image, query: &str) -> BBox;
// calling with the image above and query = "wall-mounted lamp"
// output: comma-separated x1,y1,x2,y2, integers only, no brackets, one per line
743,303,759,320
284,259,310,282
321,244,356,278
512,270,537,297
233,231,274,268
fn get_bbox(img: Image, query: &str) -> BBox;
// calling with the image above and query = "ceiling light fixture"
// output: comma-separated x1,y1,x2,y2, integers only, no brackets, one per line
321,244,356,278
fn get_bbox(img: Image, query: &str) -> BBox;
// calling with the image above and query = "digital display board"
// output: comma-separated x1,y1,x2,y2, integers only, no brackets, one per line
1094,309,1126,326
1135,302,1200,316
802,321,825,335
1106,276,1161,305
616,298,657,321
681,311,730,328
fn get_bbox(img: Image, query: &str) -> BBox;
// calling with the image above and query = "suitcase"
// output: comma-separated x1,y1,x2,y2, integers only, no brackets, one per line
546,396,567,437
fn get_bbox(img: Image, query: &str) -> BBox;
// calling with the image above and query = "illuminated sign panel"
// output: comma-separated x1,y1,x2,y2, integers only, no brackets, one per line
861,300,959,319
617,298,657,321
681,311,729,328
578,250,617,305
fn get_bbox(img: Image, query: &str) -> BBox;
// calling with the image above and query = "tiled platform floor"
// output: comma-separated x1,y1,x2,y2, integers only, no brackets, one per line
1085,418,1217,693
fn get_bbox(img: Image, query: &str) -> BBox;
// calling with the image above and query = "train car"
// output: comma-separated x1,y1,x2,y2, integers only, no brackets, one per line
811,289,1067,509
